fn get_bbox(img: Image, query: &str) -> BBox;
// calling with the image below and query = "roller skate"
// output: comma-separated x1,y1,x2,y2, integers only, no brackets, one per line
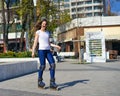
50,79,59,90
38,78,45,89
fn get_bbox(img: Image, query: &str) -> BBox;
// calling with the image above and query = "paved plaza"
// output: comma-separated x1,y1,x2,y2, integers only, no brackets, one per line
0,59,120,96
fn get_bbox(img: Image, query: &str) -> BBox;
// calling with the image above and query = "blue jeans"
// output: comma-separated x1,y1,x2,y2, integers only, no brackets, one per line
38,50,55,80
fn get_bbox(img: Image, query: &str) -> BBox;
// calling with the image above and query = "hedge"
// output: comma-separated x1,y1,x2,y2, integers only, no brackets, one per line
0,51,37,58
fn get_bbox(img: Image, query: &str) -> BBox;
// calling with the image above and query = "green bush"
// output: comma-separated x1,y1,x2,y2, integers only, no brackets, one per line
15,51,32,58
0,51,34,58
0,51,15,58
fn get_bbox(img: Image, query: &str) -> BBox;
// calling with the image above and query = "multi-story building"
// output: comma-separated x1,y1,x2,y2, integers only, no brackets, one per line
54,16,120,58
53,0,106,19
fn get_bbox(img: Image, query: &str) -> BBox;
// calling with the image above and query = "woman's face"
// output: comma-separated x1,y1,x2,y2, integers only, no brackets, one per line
41,21,47,29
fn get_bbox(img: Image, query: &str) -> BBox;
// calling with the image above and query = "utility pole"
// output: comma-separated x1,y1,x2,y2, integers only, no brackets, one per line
107,0,111,15
76,0,81,63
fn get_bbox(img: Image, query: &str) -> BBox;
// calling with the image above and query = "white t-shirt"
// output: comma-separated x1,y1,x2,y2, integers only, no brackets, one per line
36,30,50,50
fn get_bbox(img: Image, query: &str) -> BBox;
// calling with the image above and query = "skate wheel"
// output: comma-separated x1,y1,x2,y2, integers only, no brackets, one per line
38,86,46,89
56,87,59,91
50,87,59,91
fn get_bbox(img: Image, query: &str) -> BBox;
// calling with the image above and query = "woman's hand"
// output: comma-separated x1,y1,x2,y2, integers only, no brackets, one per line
57,46,61,51
32,52,35,58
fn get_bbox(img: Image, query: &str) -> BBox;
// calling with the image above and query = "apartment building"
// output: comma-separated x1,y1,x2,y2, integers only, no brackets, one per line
53,0,106,19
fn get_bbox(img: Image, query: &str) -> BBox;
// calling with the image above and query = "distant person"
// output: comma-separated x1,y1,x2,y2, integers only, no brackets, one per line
80,46,84,62
32,19,61,89
51,47,61,62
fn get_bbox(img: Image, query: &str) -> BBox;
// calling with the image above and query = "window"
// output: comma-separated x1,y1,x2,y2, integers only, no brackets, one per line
86,13,92,17
77,1,83,5
64,0,69,2
71,2,76,6
94,0,102,3
94,12,100,16
77,8,84,11
53,0,58,3
8,0,20,7
94,6,101,10
85,1,92,4
86,7,92,11
64,4,69,8
72,8,76,12
72,14,77,19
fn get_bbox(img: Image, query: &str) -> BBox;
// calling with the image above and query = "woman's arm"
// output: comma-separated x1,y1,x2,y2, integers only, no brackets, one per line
50,43,61,51
32,33,39,58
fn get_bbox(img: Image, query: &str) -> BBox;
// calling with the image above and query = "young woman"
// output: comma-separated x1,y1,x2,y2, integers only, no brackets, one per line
32,19,61,89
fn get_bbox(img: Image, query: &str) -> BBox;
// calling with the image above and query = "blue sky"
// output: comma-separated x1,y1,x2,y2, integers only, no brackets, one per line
8,0,120,15
110,0,120,14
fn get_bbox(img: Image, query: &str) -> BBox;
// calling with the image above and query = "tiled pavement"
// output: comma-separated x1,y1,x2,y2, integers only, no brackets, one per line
0,59,120,96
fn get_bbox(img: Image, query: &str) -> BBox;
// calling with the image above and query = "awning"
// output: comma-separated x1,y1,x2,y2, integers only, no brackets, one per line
104,31,120,40
63,38,73,42
83,31,120,41
72,36,85,42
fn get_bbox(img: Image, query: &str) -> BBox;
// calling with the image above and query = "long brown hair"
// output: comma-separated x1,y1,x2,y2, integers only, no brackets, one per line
34,19,48,31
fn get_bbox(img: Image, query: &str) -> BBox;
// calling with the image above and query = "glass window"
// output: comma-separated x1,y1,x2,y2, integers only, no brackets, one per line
77,2,83,5
86,13,92,17
94,6,101,10
71,2,76,6
71,8,76,12
94,0,102,3
72,14,76,19
77,8,84,11
8,0,20,7
86,7,92,11
64,0,69,2
64,4,69,8
53,0,58,3
85,1,92,4
94,12,100,16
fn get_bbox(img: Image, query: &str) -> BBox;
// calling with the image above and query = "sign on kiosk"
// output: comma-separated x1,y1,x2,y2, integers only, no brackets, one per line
85,32,106,63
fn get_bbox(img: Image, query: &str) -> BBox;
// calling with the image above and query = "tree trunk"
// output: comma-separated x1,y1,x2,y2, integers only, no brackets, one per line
6,0,10,49
1,0,8,52
19,14,28,51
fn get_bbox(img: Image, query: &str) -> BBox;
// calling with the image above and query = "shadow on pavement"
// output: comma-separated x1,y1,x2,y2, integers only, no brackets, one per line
58,79,89,90
0,88,57,96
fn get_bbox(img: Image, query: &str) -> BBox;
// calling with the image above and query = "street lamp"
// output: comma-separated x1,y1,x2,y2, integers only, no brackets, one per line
14,16,17,51
33,0,37,23
33,0,37,6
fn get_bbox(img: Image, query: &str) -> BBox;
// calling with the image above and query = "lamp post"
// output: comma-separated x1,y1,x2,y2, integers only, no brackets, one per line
33,0,37,23
14,16,17,52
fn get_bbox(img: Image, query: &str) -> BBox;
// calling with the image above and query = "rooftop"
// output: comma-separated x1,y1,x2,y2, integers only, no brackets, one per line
55,16,120,33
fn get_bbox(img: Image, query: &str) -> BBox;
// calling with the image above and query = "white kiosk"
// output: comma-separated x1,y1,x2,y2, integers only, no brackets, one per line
85,32,106,63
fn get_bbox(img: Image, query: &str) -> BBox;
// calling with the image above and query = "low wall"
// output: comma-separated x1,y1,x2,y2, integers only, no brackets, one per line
58,52,75,57
0,59,38,81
